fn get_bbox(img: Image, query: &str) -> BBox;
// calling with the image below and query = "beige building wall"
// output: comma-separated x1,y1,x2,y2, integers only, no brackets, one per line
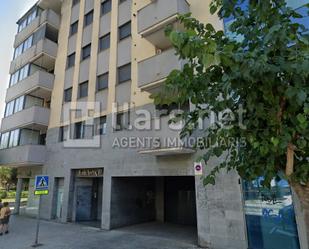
48,0,223,129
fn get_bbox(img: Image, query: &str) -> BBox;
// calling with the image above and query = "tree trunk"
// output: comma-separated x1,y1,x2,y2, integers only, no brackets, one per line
292,182,309,248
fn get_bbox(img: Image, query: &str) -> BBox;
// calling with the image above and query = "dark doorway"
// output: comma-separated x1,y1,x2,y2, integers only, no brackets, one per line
75,177,103,222
164,176,197,226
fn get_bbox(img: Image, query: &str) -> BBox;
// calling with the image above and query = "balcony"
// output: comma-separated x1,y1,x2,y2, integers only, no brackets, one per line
14,9,60,48
138,48,185,92
10,38,58,74
38,0,62,14
1,106,50,133
6,71,54,102
0,145,46,167
138,0,190,49
138,116,195,156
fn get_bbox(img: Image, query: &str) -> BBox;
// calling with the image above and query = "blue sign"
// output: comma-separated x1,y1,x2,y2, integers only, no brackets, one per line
35,175,49,190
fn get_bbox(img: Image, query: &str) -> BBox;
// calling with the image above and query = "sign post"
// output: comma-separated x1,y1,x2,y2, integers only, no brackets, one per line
32,175,49,248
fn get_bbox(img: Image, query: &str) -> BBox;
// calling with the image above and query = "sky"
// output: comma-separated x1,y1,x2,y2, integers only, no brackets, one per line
0,0,37,124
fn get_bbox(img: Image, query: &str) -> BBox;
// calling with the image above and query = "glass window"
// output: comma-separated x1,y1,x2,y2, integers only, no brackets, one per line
9,71,19,87
70,21,78,36
99,33,110,51
14,96,25,113
0,132,10,149
243,177,300,249
19,64,30,81
101,0,112,15
59,126,69,142
18,19,27,33
74,122,85,139
19,129,40,145
24,95,43,109
67,53,76,68
119,21,131,40
27,9,37,25
84,11,93,27
95,116,107,135
23,35,33,51
97,73,109,91
118,63,131,84
82,44,91,60
64,87,72,102
5,101,15,117
8,129,20,148
14,44,23,59
78,81,88,98
116,112,130,131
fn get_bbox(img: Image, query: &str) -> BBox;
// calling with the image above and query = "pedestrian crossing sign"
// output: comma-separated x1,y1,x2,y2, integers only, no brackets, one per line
35,175,49,191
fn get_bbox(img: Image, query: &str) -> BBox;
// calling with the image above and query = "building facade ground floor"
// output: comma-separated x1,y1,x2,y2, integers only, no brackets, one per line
12,127,308,249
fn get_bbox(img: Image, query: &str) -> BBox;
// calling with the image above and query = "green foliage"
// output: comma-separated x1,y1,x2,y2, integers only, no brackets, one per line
152,0,309,187
0,167,17,191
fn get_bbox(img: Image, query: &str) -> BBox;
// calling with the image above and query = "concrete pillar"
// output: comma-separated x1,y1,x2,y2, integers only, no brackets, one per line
61,170,74,223
14,178,23,215
101,175,112,230
155,177,164,222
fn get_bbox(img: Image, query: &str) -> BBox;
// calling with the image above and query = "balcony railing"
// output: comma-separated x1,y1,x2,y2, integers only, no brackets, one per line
14,9,60,48
6,71,54,102
138,0,190,49
1,106,50,133
10,38,58,74
0,145,46,167
138,48,185,92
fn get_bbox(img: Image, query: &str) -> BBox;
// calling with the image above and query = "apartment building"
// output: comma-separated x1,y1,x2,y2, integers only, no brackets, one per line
0,0,307,248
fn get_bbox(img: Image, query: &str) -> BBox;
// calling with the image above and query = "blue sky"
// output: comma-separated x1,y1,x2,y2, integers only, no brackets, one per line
0,0,37,122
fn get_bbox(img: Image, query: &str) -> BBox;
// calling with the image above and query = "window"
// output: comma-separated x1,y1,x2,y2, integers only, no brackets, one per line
118,63,131,84
99,33,110,51
59,126,69,142
84,10,94,27
0,132,10,149
74,122,85,139
10,71,19,86
119,21,131,40
18,8,38,33
97,73,109,91
14,96,25,113
101,0,112,15
8,129,20,148
9,64,31,87
19,64,30,81
14,34,33,58
67,53,76,68
23,35,33,51
70,21,78,36
64,87,72,102
19,129,40,145
72,0,80,6
24,95,43,109
95,116,107,135
81,44,91,60
119,0,128,3
116,112,130,131
4,101,15,117
78,81,88,98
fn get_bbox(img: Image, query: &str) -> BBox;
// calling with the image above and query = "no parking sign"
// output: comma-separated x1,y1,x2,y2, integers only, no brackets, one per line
194,162,203,176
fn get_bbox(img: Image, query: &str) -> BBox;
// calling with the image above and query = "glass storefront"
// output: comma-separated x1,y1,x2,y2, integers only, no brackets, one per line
243,178,300,249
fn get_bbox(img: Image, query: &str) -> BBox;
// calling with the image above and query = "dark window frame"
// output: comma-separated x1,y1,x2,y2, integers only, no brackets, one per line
119,21,131,41
67,53,76,68
99,33,111,52
70,21,78,36
78,81,88,99
84,10,94,27
81,44,91,61
101,0,112,15
97,72,109,91
64,87,73,102
118,63,131,84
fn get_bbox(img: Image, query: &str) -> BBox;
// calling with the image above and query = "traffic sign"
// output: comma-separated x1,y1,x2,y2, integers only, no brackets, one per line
34,175,49,196
194,162,203,176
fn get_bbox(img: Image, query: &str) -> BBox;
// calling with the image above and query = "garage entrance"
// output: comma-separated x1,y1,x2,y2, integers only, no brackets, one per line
110,176,197,243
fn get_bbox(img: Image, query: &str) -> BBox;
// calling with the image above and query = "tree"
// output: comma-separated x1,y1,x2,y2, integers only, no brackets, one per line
0,167,17,191
152,0,309,243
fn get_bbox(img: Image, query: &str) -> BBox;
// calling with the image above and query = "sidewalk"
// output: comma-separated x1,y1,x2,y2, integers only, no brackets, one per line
0,216,199,249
